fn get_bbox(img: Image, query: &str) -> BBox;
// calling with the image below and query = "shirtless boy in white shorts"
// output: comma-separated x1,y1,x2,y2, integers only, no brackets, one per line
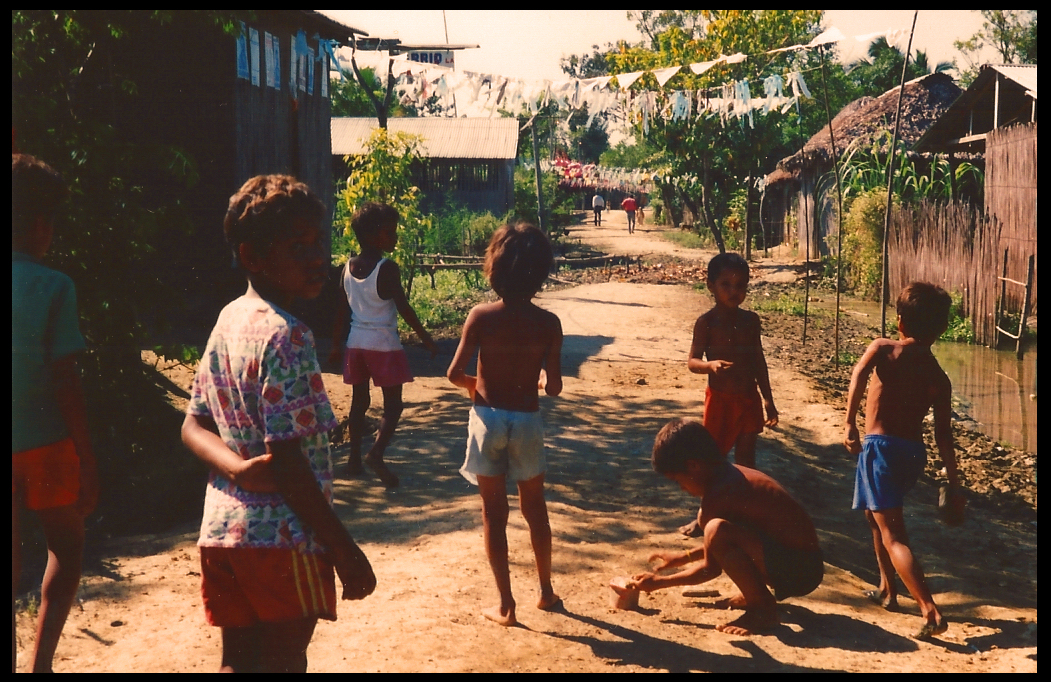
447,223,563,626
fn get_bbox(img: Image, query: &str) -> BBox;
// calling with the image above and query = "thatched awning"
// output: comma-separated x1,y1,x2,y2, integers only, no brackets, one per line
777,72,962,173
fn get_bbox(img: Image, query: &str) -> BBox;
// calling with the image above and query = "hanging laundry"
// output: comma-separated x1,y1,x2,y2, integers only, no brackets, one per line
762,74,784,114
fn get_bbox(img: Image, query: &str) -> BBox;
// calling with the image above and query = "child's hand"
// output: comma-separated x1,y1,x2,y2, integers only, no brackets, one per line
423,336,439,359
843,424,862,455
764,401,779,428
629,572,658,593
538,368,547,391
233,454,279,493
334,544,377,600
709,360,733,375
648,550,687,571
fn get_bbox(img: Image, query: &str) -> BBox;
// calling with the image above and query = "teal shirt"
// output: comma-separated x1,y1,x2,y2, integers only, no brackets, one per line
12,252,86,453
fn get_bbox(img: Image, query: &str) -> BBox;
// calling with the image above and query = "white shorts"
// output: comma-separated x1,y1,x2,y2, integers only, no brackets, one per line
460,406,545,485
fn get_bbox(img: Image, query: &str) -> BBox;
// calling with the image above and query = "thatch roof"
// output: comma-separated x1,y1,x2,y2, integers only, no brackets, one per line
777,72,962,173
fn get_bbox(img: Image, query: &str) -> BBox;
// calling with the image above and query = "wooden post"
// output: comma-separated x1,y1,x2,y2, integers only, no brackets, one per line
995,249,1008,348
1016,254,1034,358
531,123,547,234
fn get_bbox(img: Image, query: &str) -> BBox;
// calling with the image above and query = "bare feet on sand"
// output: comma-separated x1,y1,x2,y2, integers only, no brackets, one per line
483,605,517,627
864,589,899,612
365,454,399,488
537,592,562,611
914,617,949,640
716,607,778,636
712,593,748,610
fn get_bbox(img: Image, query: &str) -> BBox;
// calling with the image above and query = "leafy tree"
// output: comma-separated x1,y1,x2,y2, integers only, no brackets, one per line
13,10,249,530
847,37,952,97
336,128,430,298
954,10,1038,85
559,42,620,79
599,10,828,252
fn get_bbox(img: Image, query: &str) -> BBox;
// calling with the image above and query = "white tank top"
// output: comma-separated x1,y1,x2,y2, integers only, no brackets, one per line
343,258,402,352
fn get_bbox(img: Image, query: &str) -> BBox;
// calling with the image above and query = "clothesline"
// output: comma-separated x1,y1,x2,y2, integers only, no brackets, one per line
329,24,907,131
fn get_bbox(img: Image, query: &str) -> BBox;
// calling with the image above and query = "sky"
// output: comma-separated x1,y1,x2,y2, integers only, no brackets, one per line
317,10,1000,83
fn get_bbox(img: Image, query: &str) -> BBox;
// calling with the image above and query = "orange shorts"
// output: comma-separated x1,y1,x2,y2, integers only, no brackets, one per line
12,438,80,510
702,386,764,456
200,547,337,627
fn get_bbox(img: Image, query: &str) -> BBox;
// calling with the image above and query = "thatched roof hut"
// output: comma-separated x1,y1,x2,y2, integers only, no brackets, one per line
778,72,962,172
763,72,962,258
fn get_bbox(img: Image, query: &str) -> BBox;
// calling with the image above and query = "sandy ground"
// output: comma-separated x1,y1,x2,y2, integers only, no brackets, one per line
15,212,1037,672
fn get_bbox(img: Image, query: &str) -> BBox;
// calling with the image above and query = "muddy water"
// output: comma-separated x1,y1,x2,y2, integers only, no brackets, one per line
932,342,1037,452
812,297,1038,453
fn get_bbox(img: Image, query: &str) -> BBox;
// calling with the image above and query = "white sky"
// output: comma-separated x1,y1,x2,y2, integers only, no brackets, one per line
318,10,1000,82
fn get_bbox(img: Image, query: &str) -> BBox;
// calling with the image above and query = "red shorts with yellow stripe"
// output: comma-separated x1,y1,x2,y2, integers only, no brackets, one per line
200,547,337,627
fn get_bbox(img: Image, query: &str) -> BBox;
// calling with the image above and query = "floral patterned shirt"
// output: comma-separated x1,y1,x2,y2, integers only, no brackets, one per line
188,296,338,553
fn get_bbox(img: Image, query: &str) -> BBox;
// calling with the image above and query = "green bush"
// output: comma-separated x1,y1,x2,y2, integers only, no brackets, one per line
941,291,975,343
426,207,503,256
828,188,892,299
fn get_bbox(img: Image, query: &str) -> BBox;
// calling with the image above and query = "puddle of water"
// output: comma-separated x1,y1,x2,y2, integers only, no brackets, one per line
933,341,1037,453
799,297,1037,452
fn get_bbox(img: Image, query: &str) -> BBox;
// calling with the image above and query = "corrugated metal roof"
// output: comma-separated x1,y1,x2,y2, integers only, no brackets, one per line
331,117,519,160
988,64,1037,98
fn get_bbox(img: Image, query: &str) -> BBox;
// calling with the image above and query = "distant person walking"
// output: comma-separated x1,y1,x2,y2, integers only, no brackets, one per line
622,195,637,234
592,192,605,226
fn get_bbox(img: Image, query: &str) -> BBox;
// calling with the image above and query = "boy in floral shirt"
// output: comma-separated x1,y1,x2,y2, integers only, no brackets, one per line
181,175,374,672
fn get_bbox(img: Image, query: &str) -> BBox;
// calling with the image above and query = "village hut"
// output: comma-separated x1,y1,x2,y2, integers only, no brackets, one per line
71,11,365,332
332,117,519,215
764,72,962,258
912,65,1037,342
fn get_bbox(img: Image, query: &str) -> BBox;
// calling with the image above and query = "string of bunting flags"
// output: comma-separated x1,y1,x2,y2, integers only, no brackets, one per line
330,25,910,192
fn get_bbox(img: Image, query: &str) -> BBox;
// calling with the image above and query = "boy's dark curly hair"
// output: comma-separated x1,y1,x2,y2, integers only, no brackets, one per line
897,282,951,343
706,252,750,283
484,223,553,301
223,175,325,265
652,418,722,475
351,202,399,244
12,154,67,239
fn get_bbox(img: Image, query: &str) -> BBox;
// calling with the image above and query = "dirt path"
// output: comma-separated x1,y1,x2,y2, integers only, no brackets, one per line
15,215,1036,672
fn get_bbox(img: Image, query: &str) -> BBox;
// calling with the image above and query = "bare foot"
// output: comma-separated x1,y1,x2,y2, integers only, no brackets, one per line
537,592,562,611
716,606,778,636
864,589,899,612
914,617,949,640
712,593,748,610
483,605,517,627
365,455,399,488
346,456,364,476
679,519,703,538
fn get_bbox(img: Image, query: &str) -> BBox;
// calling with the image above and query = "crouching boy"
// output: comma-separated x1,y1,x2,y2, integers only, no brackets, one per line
631,419,822,635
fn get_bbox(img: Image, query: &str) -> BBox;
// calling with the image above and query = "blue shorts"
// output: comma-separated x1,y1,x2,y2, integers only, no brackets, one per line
852,434,927,511
460,406,545,485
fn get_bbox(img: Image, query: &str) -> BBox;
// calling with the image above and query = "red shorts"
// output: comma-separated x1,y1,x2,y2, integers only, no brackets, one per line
200,547,337,627
342,347,413,387
12,438,80,510
702,386,764,456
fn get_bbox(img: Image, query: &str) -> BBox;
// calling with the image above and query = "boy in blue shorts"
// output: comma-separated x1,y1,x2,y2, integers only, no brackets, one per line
181,175,375,671
844,282,964,639
447,223,563,626
12,154,98,673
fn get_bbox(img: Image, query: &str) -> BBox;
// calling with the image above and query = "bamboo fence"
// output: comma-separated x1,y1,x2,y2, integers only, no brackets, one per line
985,123,1038,317
888,200,1002,346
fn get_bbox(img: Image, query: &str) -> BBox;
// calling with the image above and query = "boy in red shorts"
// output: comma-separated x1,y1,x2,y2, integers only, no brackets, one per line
181,175,375,672
680,253,778,536
12,154,98,673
